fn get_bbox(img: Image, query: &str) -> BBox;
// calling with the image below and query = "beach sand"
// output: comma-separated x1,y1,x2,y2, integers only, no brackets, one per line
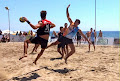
0,42,119,81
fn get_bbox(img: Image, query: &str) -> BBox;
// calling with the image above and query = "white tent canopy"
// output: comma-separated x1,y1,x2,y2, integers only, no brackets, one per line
2,30,14,34
2,30,36,35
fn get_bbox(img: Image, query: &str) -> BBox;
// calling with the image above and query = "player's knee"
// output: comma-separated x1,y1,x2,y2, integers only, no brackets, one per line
72,49,75,53
24,40,29,43
24,40,27,43
54,42,58,45
73,50,75,53
57,48,60,52
52,42,56,45
24,41,27,45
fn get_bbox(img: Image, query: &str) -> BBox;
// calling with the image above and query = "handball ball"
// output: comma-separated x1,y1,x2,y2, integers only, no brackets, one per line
19,17,25,23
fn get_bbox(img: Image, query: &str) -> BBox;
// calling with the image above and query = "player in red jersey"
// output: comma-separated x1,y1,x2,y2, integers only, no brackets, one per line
19,11,55,65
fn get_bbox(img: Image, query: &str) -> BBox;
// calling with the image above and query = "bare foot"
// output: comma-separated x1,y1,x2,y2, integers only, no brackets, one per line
19,54,27,60
33,61,37,65
64,57,68,64
61,55,64,59
65,59,67,64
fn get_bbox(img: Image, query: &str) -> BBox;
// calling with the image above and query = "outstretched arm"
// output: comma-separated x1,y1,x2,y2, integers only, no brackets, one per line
66,4,73,24
78,29,90,44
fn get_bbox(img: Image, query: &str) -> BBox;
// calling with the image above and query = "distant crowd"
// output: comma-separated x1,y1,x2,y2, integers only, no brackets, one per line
0,28,103,43
15,30,34,36
0,30,34,43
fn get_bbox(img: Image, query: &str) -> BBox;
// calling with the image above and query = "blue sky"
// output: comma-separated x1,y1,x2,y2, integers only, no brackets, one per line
0,0,119,31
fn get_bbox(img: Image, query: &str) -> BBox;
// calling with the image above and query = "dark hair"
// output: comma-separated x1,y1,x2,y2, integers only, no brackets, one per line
64,23,67,25
75,19,80,24
40,10,47,19
90,28,93,30
60,26,63,30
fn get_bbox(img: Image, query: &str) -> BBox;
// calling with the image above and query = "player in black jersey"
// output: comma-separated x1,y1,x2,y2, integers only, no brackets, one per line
57,26,65,58
19,11,55,65
51,27,65,58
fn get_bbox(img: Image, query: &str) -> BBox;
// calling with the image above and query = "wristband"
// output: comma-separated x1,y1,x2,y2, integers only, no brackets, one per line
26,21,30,24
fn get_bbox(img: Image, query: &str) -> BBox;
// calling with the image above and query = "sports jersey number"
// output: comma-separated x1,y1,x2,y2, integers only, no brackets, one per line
44,24,50,33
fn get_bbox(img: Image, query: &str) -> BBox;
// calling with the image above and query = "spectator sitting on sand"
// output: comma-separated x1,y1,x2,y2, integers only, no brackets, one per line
1,35,6,42
6,34,10,42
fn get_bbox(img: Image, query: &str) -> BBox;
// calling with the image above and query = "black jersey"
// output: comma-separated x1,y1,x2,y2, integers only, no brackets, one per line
58,32,63,38
77,32,81,37
37,19,51,36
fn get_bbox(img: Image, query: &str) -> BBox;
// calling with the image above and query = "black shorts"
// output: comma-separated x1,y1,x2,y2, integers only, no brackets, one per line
58,43,62,48
58,36,73,46
57,43,65,48
77,36,81,40
91,41,94,44
29,37,48,49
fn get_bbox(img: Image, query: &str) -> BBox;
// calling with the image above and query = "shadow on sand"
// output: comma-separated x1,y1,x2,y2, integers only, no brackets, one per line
43,67,77,74
12,73,40,81
50,57,62,61
7,67,45,81
29,53,37,55
7,66,77,81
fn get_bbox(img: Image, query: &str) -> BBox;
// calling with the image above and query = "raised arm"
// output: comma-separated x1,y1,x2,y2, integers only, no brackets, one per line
24,17,42,29
66,4,73,24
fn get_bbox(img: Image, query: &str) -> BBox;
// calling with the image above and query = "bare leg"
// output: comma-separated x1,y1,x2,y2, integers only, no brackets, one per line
61,48,64,58
57,48,62,55
35,44,40,52
64,44,75,64
93,43,95,51
24,40,29,55
27,42,29,48
89,44,90,52
57,48,63,58
19,40,31,60
77,40,78,46
33,49,45,65
63,47,66,54
66,45,68,55
31,46,36,53
31,44,39,53
47,41,60,48
80,40,81,45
